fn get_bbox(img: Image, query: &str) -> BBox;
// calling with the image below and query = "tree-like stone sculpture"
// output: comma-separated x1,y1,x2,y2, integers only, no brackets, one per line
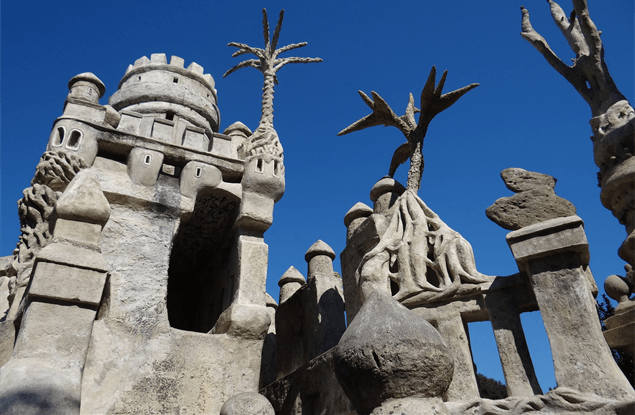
357,190,492,304
224,9,322,158
338,67,478,192
340,71,489,304
521,0,635,267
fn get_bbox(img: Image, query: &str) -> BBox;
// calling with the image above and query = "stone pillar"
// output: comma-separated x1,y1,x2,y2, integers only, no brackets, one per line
436,311,480,401
370,176,405,215
304,240,346,360
485,291,542,397
0,170,110,415
507,216,635,400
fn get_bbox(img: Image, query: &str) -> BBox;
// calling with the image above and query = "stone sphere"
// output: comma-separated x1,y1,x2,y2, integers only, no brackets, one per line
220,392,274,415
333,290,454,414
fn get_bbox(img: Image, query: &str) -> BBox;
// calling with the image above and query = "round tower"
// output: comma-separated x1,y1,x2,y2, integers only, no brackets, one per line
109,53,220,135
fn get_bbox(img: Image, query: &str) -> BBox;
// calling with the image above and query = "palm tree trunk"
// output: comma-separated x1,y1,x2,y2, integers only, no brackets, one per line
260,68,275,126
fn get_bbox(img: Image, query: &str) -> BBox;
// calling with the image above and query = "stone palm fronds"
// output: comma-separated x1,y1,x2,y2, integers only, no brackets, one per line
338,66,478,192
224,9,322,157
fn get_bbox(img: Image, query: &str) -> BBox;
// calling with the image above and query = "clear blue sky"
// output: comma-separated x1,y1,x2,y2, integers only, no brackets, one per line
1,0,633,391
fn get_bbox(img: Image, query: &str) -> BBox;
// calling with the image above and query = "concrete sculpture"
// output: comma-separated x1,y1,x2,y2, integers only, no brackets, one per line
1,3,634,414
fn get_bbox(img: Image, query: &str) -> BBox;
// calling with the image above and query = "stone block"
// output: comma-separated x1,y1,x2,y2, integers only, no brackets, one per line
506,216,589,264
182,124,208,151
151,118,175,143
29,262,106,307
117,110,143,135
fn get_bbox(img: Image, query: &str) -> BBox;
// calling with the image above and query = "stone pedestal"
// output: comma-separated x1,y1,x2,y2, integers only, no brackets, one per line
507,216,635,400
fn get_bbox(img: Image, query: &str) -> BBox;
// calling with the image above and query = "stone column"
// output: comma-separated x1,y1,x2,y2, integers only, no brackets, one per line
0,170,110,415
304,240,346,360
485,291,542,397
436,311,480,401
507,216,635,400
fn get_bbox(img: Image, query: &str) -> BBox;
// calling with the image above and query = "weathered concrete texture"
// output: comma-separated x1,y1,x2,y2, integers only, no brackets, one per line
447,387,635,414
371,397,449,415
486,168,576,231
484,290,542,397
82,323,265,414
507,217,635,401
275,242,345,378
220,392,275,415
261,348,355,415
334,290,453,414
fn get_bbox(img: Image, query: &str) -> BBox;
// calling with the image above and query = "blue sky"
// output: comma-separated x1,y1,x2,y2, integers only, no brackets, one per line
1,0,633,390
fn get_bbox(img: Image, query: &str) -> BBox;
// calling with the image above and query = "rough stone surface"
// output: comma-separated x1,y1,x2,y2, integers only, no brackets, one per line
500,168,556,193
334,290,454,414
220,392,274,415
371,396,449,415
486,168,576,231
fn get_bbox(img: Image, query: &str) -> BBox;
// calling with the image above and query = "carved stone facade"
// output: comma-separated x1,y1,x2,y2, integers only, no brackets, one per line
1,3,634,415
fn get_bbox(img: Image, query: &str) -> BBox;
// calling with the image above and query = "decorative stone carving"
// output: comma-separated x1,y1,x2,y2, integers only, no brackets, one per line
224,8,322,159
338,67,478,191
357,189,492,304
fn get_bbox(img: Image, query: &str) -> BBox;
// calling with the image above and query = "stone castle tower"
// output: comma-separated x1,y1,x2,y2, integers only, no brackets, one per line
0,53,286,413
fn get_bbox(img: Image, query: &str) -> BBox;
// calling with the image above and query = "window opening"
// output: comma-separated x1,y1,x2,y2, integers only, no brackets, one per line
144,154,152,165
66,130,82,149
166,111,175,121
53,127,65,146
173,77,179,84
256,158,263,173
195,167,202,178
273,160,279,177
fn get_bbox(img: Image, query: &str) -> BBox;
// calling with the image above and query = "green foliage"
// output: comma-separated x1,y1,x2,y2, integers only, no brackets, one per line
476,373,508,400
597,294,634,387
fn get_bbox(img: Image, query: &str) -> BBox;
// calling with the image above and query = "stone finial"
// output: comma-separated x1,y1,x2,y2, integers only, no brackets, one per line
223,122,253,139
54,170,111,227
220,392,274,415
305,240,336,281
369,176,405,214
486,167,576,230
305,240,336,263
333,289,453,414
278,266,306,303
344,202,373,228
67,72,105,103
605,271,635,314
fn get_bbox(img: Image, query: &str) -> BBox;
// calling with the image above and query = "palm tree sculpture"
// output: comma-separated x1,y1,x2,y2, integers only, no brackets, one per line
338,67,478,192
224,9,322,158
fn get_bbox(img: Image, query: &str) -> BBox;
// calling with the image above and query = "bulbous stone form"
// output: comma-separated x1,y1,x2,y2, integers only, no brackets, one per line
220,392,274,415
333,289,453,414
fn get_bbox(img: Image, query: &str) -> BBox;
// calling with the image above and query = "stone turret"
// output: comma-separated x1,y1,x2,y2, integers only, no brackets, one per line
110,53,219,135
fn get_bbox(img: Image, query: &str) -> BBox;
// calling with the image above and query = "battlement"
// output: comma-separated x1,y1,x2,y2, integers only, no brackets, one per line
120,54,216,100
110,53,220,133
